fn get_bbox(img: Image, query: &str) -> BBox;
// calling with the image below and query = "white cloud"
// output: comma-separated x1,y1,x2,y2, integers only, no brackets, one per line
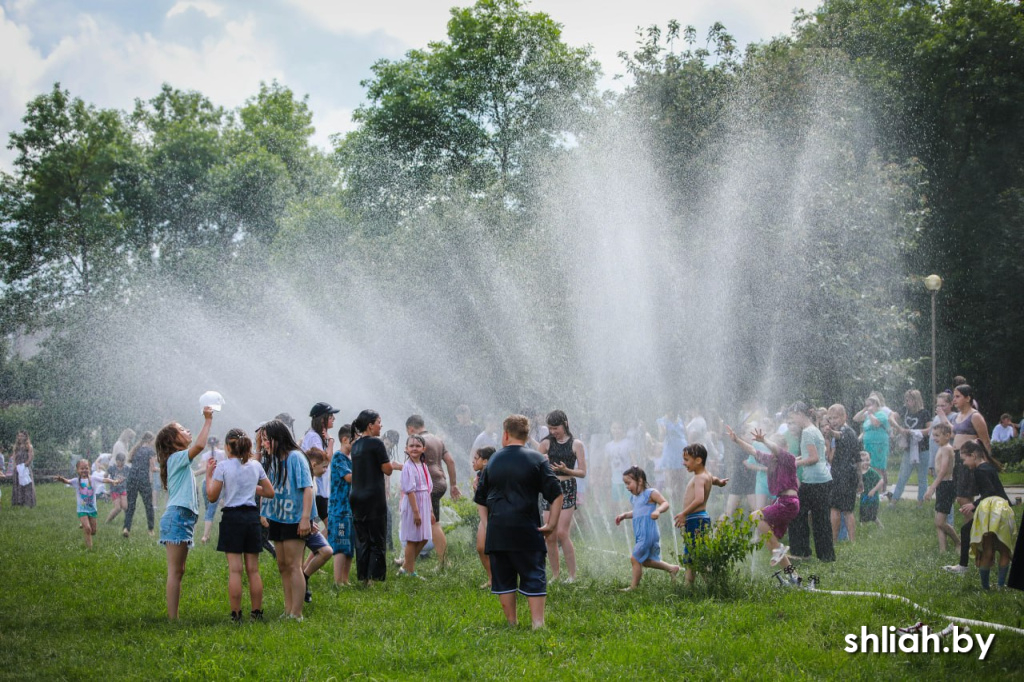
167,0,224,19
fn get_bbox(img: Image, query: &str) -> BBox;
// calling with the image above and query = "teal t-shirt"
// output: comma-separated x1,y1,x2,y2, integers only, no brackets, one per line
261,450,313,524
166,450,199,514
800,426,832,484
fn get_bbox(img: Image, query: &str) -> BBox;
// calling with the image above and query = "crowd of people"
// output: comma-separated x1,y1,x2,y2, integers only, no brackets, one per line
4,380,1023,627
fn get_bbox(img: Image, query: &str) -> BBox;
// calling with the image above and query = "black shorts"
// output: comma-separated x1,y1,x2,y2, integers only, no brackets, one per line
267,519,302,542
489,550,547,597
953,452,977,499
315,495,329,524
217,506,263,554
431,490,444,523
935,480,956,515
829,465,859,513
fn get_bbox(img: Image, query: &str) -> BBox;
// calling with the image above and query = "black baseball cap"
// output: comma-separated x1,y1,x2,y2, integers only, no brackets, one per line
310,402,340,419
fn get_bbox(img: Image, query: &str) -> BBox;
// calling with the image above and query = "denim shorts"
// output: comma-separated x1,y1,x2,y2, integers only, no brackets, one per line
160,505,198,547
203,481,219,521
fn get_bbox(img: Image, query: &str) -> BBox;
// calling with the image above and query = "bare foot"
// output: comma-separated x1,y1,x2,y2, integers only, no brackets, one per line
669,565,681,581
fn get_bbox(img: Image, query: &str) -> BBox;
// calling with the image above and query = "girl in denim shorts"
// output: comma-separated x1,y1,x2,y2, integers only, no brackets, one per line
155,406,215,620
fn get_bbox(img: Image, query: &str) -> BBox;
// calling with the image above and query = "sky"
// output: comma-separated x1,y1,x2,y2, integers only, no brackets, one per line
0,0,815,169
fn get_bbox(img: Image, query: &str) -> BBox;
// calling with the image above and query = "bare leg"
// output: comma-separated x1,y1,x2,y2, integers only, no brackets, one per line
527,595,546,629
303,545,333,579
642,558,680,576
165,543,190,620
81,517,96,549
245,552,263,610
544,510,559,580
333,554,353,586
202,520,213,543
498,592,518,625
844,512,856,543
477,521,491,586
830,508,841,544
227,553,244,612
431,521,447,567
556,507,577,580
403,539,428,574
277,539,306,617
624,557,643,589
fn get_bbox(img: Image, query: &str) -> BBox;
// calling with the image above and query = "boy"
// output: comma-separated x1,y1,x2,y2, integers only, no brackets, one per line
302,448,334,603
475,415,563,629
473,446,496,588
858,452,884,528
924,423,960,553
673,444,727,585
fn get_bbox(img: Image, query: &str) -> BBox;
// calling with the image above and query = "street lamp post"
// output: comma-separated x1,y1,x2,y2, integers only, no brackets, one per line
924,274,943,400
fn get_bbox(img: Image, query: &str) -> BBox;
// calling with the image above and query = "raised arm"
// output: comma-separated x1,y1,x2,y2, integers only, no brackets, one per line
188,407,215,460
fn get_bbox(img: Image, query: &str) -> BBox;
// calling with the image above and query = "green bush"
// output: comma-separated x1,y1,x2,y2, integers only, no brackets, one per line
677,508,762,598
992,439,1024,467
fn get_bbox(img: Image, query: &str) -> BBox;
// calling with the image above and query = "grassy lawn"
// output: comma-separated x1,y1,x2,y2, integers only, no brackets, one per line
1,484,1023,680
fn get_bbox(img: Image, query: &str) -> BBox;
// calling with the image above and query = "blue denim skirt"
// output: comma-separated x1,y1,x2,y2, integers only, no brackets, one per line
160,505,198,547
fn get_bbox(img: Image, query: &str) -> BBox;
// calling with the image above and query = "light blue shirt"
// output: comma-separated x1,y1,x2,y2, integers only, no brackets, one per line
261,450,313,524
166,450,199,514
800,426,832,484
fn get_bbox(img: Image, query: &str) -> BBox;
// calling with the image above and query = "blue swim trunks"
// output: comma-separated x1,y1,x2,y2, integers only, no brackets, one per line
682,511,711,563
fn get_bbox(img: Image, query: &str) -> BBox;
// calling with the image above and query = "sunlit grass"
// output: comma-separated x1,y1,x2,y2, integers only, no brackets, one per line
1,485,1022,679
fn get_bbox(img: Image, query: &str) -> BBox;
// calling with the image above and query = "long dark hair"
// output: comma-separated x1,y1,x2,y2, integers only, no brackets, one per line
351,410,380,440
263,419,302,487
310,413,331,448
545,410,574,443
128,432,155,464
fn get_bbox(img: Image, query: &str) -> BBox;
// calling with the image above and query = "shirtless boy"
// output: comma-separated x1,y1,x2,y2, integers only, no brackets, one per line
673,444,727,585
923,423,960,553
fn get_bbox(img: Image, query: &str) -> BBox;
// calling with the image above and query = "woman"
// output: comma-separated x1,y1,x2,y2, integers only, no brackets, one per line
11,430,36,508
891,389,932,505
123,432,156,537
786,402,834,562
301,402,338,524
538,410,587,582
349,410,397,584
112,428,135,465
941,384,992,574
854,396,891,492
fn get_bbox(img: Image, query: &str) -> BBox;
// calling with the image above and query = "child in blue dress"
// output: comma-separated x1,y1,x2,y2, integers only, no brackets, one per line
614,466,680,590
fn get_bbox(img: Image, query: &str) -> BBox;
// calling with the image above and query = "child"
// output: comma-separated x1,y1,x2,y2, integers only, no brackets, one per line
301,448,334,603
206,428,275,623
859,452,884,528
328,424,355,587
398,434,433,578
155,406,215,619
923,423,960,553
959,440,1016,589
260,419,314,620
57,459,117,549
103,453,128,524
725,426,802,585
473,446,495,588
614,465,680,590
672,444,728,586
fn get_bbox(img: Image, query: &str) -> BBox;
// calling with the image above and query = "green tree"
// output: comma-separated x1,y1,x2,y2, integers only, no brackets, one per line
0,84,136,331
339,0,600,222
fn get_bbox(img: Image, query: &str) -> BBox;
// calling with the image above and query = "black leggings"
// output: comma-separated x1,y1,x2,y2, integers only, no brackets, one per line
788,481,836,562
354,515,388,582
960,519,972,567
123,477,154,532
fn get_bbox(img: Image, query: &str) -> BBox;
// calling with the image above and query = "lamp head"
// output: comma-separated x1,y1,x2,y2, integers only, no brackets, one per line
924,274,942,292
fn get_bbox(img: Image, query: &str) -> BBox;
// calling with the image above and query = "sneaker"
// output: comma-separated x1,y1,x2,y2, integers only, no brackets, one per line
262,538,277,559
230,611,243,624
806,574,820,590
770,545,789,566
897,621,925,635
942,564,968,575
304,576,312,603
249,609,264,623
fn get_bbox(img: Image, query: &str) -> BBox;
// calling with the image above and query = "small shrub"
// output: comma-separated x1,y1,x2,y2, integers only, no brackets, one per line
677,508,762,598
992,439,1024,467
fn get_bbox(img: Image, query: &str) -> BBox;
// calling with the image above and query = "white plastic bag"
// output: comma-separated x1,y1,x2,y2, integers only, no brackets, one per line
16,463,32,486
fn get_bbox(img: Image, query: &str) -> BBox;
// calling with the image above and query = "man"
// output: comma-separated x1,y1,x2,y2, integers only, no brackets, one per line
991,414,1016,443
405,415,461,566
475,414,562,629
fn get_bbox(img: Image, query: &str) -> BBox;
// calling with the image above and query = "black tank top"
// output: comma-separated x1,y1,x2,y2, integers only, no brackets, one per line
547,437,576,469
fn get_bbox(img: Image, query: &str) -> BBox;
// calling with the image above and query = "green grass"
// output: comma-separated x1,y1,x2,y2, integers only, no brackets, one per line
1,485,1023,680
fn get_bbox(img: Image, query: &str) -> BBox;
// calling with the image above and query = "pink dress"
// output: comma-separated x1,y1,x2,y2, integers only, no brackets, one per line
399,460,433,543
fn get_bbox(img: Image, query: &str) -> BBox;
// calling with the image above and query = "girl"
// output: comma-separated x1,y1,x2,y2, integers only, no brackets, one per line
11,430,35,508
156,406,214,620
349,410,396,585
473,446,495,588
538,410,587,582
959,440,1016,589
57,459,118,549
260,419,314,620
123,432,156,538
327,424,355,586
104,453,128,523
614,466,679,590
859,451,884,527
301,402,338,525
725,427,801,585
206,428,274,623
398,434,433,577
